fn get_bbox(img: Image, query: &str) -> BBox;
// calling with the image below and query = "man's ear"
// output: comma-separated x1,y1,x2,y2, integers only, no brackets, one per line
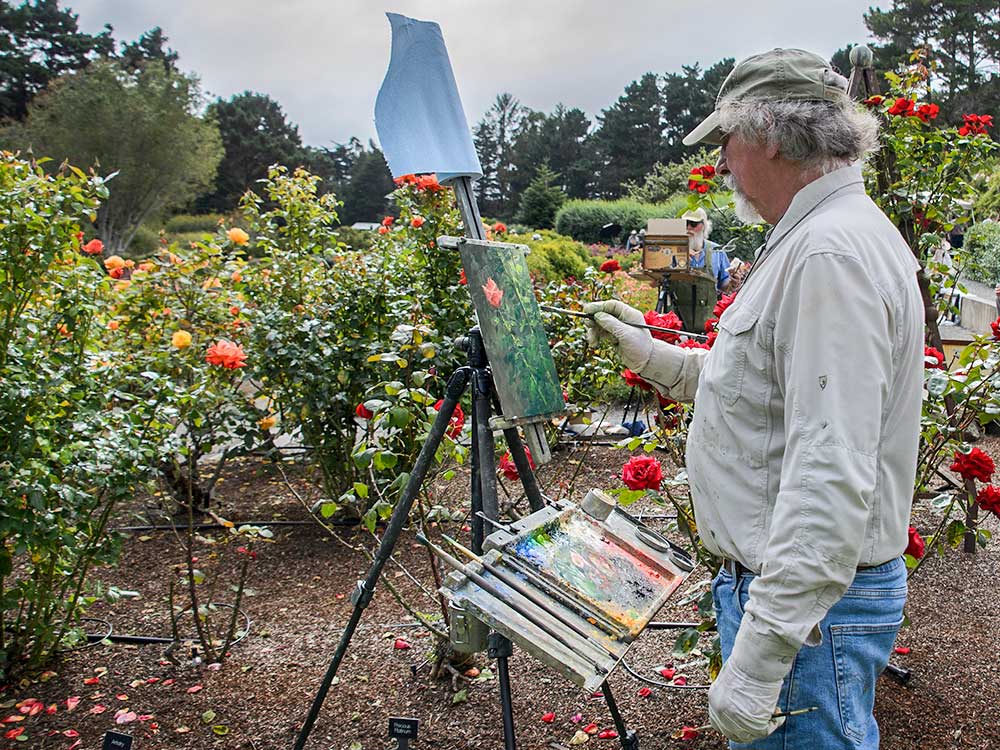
763,140,780,160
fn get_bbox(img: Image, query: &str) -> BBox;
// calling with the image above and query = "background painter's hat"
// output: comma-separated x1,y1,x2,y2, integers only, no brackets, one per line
683,48,848,146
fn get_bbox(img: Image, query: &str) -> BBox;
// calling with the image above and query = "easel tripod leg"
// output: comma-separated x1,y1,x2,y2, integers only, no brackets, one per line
292,369,470,750
489,633,518,750
602,680,639,749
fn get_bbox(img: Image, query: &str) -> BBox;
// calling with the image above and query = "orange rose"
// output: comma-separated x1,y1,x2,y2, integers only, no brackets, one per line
107,320,120,331
227,227,250,245
104,255,126,271
82,239,104,255
205,339,247,369
258,415,277,430
230,306,240,316
231,270,243,282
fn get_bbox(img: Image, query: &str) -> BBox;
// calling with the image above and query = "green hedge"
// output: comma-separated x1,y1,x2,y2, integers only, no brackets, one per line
507,229,594,282
165,213,225,234
554,196,689,244
963,221,1000,285
124,224,161,258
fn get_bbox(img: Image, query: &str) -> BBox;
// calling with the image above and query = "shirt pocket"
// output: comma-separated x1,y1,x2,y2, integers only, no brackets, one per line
712,305,759,406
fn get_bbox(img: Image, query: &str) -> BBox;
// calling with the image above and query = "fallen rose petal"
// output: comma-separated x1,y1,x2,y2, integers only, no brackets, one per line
83,677,100,685
571,712,583,723
116,711,138,725
69,740,82,750
659,667,675,680
590,691,603,698
162,679,175,686
46,704,57,714
5,727,24,739
569,729,590,745
116,694,129,701
207,663,222,671
638,687,652,698
90,704,107,715
186,685,203,694
65,696,81,712
894,646,911,655
462,667,480,678
541,711,555,723
63,729,80,737
393,638,411,650
139,714,154,721
673,725,700,740
673,676,688,686
146,677,160,684
175,726,191,733
28,703,43,716
2,715,24,723
583,722,599,734
598,729,618,739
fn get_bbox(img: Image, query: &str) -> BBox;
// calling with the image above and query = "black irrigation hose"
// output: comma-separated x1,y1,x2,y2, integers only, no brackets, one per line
59,606,253,651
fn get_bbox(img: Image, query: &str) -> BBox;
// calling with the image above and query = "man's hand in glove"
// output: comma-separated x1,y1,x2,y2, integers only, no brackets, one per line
708,658,786,743
582,300,653,373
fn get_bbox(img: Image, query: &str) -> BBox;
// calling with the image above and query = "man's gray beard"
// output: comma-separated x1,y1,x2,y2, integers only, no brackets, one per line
725,175,765,225
688,234,704,253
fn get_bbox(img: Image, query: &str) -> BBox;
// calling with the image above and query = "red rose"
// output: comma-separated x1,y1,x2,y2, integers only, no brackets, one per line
976,484,1000,517
644,310,682,343
679,339,710,350
950,447,995,482
417,174,443,192
378,226,389,235
713,292,737,318
704,317,719,333
621,455,663,491
905,525,925,559
492,222,507,234
355,403,374,420
459,269,467,286
394,174,418,186
382,216,394,226
411,216,425,228
600,258,620,273
887,98,915,117
622,369,652,390
499,447,535,481
433,399,465,438
959,113,992,136
915,103,939,123
923,346,945,369
679,726,700,740
862,95,884,108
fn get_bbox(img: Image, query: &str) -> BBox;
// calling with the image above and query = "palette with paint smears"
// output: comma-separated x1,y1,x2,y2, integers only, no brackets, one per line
505,508,680,638
438,499,691,692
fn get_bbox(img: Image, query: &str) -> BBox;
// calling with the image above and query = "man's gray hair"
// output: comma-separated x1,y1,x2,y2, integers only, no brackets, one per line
716,96,880,174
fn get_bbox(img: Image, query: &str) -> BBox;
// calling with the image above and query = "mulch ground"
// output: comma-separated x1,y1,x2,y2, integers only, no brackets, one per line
6,434,1000,750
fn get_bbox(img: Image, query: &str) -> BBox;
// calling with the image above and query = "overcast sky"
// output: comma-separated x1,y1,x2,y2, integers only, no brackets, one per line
67,0,879,148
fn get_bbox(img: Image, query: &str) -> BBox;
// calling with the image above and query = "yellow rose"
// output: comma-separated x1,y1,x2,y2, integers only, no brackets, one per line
104,255,126,271
227,227,250,245
172,330,192,349
258,415,277,431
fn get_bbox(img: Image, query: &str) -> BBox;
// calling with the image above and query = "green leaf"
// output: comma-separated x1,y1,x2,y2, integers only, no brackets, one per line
452,688,468,704
671,627,700,657
946,519,966,548
212,725,230,736
353,482,369,499
320,502,339,519
388,406,413,428
201,710,216,724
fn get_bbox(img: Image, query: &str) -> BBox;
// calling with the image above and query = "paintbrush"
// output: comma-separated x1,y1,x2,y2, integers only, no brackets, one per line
540,305,710,341
672,706,819,738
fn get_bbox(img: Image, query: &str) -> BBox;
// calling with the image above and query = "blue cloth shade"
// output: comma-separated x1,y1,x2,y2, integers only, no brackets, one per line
374,13,483,185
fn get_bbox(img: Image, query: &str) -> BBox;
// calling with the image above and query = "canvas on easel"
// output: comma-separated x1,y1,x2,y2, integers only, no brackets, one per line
457,238,565,425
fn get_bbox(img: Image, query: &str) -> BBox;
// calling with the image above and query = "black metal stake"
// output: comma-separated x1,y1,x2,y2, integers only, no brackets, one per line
601,681,640,750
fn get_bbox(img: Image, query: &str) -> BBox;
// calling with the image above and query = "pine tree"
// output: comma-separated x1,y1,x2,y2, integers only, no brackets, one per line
514,164,566,229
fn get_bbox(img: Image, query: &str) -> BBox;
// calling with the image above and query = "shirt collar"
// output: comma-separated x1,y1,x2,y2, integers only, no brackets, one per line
766,163,865,251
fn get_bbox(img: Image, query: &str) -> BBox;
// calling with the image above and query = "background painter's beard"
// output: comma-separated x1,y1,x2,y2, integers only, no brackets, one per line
725,175,765,225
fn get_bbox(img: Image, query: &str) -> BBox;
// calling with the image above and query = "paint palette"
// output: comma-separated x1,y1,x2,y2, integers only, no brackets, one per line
439,500,691,691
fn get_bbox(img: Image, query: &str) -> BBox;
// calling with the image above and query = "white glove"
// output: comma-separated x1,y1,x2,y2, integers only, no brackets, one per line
582,300,653,372
708,658,786,743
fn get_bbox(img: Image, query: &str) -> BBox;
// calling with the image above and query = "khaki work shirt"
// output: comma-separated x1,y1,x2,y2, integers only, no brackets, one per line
639,165,923,678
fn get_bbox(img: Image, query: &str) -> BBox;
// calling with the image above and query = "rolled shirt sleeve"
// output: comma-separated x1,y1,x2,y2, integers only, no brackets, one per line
728,250,892,682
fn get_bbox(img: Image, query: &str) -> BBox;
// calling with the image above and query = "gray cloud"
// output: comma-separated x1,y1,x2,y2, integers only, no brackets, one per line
68,0,875,147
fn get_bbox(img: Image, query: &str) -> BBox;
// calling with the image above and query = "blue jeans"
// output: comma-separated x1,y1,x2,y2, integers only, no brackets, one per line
712,558,906,749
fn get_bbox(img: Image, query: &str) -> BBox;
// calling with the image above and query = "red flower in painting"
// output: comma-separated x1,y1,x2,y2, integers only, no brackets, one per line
205,339,247,369
905,525,925,559
923,346,945,369
482,277,504,308
915,103,939,123
622,369,652,390
713,292,737,318
644,310,682,344
950,447,995,482
621,455,663,491
498,447,535,481
433,399,465,438
600,258,620,273
887,97,915,117
976,485,1000,517
355,403,373,420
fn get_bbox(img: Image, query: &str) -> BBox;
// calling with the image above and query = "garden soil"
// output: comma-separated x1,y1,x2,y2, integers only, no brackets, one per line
8,437,1000,750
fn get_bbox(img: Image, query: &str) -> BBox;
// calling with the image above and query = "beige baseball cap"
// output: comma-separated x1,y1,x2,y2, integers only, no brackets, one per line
683,48,848,146
680,207,708,223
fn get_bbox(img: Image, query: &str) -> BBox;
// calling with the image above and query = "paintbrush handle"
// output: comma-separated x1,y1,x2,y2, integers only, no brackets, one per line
540,305,709,342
